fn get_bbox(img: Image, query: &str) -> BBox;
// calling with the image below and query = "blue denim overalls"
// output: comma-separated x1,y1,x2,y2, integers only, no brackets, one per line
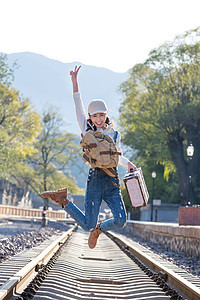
64,131,127,232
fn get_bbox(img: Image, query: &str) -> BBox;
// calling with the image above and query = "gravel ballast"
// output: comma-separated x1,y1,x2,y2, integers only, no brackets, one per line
119,233,200,278
0,219,71,263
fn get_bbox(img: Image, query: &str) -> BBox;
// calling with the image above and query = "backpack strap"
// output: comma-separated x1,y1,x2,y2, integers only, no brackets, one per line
100,150,121,156
102,167,118,178
82,153,97,164
113,131,118,144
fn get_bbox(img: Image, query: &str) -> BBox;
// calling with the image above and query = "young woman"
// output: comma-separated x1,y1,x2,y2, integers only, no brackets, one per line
41,66,136,249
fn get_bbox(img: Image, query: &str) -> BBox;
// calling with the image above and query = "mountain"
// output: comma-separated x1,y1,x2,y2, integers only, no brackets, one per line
6,52,128,135
4,52,129,188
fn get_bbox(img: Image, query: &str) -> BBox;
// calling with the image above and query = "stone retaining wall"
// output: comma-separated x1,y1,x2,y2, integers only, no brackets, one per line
121,221,200,256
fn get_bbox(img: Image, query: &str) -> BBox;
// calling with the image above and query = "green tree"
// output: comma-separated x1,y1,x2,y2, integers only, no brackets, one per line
0,53,17,85
0,54,41,177
23,110,81,208
0,54,82,208
0,84,41,178
119,27,200,204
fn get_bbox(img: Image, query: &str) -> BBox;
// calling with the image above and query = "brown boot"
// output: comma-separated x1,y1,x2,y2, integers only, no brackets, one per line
88,224,102,249
40,188,69,208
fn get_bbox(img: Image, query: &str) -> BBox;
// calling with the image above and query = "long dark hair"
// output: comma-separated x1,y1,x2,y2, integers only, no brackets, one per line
86,116,113,131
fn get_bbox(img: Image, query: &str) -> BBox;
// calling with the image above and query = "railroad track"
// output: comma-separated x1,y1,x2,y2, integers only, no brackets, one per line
0,224,77,300
0,225,199,300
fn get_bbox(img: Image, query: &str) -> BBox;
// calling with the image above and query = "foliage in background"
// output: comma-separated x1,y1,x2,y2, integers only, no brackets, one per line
0,55,41,178
0,54,83,206
0,54,17,85
119,27,200,205
9,109,83,207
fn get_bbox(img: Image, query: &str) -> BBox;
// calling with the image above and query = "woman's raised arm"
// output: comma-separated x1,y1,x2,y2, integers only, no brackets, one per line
70,65,81,93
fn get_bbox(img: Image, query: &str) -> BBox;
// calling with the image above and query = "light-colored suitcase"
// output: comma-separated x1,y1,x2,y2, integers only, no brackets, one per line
123,168,149,209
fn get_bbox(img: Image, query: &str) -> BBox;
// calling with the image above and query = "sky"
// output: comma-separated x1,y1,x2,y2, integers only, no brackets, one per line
1,0,200,72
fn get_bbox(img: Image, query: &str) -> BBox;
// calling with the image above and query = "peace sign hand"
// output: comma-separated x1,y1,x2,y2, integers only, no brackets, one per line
70,66,81,93
70,65,81,82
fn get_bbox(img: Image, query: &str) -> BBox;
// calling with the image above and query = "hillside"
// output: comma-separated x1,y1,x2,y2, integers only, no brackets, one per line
4,52,129,187
6,52,128,135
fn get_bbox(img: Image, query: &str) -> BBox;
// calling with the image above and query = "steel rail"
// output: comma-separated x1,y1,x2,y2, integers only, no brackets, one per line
0,224,77,300
108,231,200,300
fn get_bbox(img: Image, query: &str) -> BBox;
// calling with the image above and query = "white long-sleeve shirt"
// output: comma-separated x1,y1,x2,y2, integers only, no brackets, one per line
73,92,130,168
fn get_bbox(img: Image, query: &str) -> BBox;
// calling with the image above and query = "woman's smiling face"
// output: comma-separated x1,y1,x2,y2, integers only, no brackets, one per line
90,112,107,129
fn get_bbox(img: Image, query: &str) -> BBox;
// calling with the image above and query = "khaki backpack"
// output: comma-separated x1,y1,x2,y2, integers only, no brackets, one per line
80,130,121,178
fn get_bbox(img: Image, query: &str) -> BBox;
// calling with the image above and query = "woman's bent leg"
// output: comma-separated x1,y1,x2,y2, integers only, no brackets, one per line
65,169,103,231
100,177,127,232
64,201,89,230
